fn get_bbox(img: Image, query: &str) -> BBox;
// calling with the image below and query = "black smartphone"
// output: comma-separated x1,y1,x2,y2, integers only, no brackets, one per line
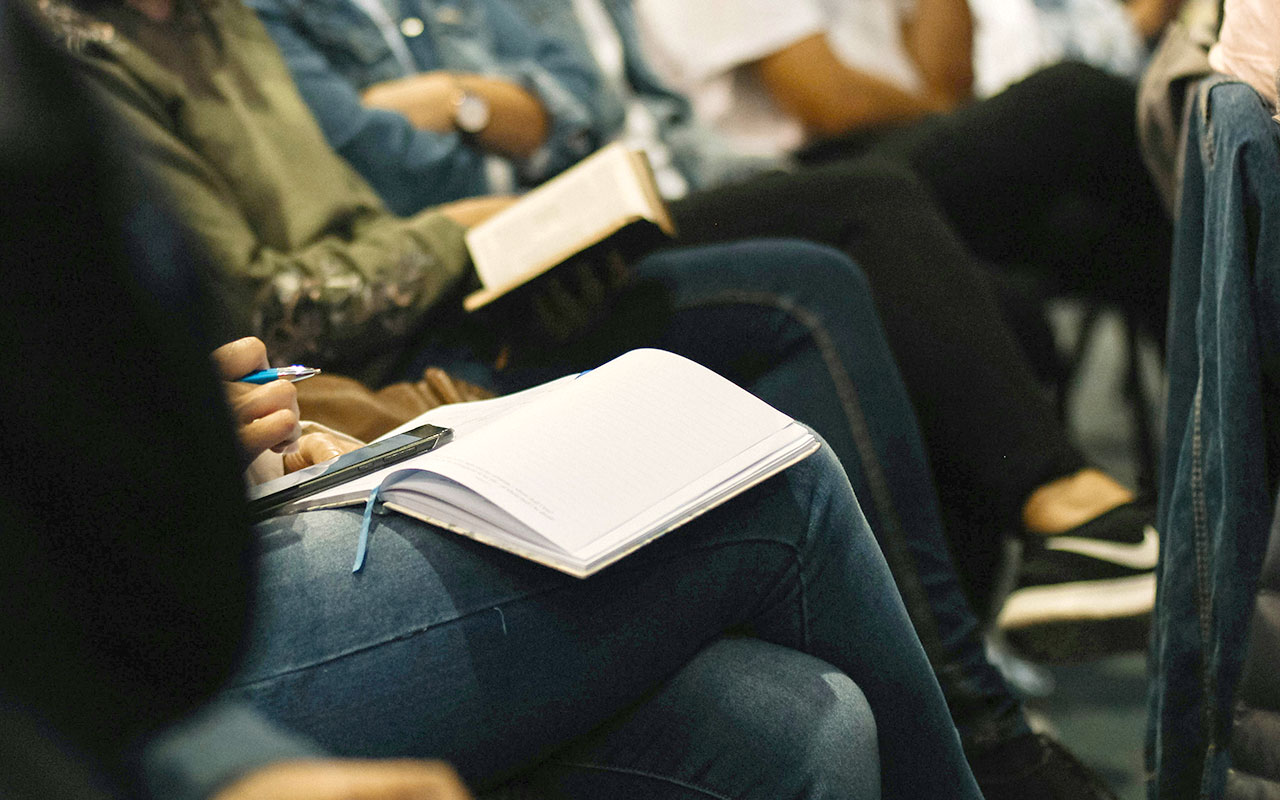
247,423,452,521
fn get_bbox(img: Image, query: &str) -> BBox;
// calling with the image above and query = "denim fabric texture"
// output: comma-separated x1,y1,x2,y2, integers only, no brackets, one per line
248,0,602,215
397,240,1031,755
1224,491,1280,798
507,637,880,800
1148,78,1280,800
215,444,979,800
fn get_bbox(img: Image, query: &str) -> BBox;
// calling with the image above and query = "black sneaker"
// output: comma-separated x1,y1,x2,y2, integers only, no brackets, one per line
972,733,1119,800
999,502,1157,662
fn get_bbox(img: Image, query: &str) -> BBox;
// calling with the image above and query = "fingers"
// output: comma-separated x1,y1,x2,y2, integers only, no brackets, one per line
422,368,493,403
228,378,301,457
212,759,473,800
532,274,591,342
568,258,607,309
213,335,300,461
282,432,359,474
229,378,298,425
603,248,630,289
348,760,471,800
422,368,463,405
528,253,633,343
238,409,301,458
435,194,520,227
495,249,637,353
211,336,270,381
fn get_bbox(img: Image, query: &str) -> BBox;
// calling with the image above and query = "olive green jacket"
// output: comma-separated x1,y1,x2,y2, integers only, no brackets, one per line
37,0,471,371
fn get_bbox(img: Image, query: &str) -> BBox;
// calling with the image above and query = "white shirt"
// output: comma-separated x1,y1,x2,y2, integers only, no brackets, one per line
968,0,1144,97
1209,0,1280,110
570,0,690,197
634,0,922,157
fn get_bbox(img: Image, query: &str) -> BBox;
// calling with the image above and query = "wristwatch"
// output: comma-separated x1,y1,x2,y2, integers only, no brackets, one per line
451,84,491,135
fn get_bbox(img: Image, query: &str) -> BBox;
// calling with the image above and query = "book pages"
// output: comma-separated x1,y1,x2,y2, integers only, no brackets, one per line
403,349,797,553
463,144,671,309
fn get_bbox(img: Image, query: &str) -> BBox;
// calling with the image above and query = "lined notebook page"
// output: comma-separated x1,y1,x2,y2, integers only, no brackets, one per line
378,374,578,441
414,349,794,554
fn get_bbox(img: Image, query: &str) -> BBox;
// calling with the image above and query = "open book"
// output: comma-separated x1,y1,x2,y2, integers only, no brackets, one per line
463,143,676,311
272,350,818,577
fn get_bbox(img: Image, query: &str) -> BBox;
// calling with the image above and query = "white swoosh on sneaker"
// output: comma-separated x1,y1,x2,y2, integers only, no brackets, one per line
1043,525,1159,570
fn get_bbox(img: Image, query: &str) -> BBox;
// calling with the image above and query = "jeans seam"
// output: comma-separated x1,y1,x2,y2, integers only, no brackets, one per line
1190,373,1216,800
542,760,735,800
1192,376,1212,652
1200,79,1215,168
227,581,569,690
672,290,949,663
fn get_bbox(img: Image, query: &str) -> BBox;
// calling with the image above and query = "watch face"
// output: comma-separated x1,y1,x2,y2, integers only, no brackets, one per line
454,92,491,134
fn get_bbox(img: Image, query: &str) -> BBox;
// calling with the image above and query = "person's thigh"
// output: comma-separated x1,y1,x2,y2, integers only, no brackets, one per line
858,62,1171,303
222,443,976,798
670,167,873,246
517,638,880,800
631,238,1031,743
840,64,1142,246
629,238,926,544
222,445,838,784
672,160,1088,599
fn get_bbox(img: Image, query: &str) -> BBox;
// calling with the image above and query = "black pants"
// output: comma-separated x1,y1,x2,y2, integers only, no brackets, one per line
806,61,1173,335
672,62,1173,600
671,158,1084,603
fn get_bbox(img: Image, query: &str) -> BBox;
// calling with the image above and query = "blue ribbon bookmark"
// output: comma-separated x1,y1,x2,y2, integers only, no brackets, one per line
353,469,418,572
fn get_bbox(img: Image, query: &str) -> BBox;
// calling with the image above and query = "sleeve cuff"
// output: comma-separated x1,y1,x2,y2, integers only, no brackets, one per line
142,701,326,800
501,61,597,182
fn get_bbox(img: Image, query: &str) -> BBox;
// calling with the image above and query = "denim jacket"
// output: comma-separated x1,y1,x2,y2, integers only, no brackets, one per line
1150,77,1280,799
249,0,603,215
508,0,784,191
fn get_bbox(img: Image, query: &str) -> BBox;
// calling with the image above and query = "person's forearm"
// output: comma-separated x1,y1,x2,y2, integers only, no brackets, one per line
435,194,520,227
239,211,471,367
1127,0,1184,40
753,33,954,138
144,702,327,800
361,71,549,160
456,74,549,159
900,0,973,103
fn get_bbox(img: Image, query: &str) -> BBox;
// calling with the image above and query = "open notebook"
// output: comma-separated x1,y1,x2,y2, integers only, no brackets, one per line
273,350,818,577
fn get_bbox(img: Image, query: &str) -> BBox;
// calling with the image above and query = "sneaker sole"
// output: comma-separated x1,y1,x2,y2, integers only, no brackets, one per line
997,573,1154,662
998,573,1155,628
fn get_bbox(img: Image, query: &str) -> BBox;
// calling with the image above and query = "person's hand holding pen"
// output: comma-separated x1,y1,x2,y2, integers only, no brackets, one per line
213,337,358,473
214,337,303,463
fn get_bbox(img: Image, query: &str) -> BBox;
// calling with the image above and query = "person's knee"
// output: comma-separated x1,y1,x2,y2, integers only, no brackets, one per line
526,637,879,799
761,239,871,297
735,239,877,332
1024,61,1133,111
761,667,879,798
694,638,880,798
788,659,879,796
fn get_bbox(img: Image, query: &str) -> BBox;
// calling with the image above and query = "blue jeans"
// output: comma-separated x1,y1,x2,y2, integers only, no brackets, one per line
1148,79,1280,800
220,444,979,799
499,636,881,800
640,241,1028,754
408,239,1026,754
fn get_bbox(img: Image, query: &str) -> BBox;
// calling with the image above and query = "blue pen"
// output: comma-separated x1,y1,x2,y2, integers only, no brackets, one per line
239,365,322,384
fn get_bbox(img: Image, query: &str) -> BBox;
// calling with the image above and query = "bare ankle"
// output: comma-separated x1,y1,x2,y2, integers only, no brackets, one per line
1022,468,1135,534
